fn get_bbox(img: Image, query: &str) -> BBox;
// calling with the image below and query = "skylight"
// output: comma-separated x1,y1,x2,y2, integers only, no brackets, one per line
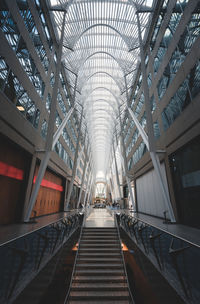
49,0,154,182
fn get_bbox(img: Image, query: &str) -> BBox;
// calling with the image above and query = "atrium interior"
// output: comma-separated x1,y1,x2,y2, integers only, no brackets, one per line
0,0,200,303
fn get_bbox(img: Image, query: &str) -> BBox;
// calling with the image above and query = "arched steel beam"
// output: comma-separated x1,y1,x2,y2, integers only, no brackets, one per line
93,146,112,153
72,23,130,50
92,128,112,133
91,139,112,146
85,109,117,119
89,128,113,138
88,119,114,126
88,118,115,128
63,50,125,74
95,181,107,185
88,115,114,122
90,133,114,142
85,108,117,119
91,134,113,142
93,143,112,150
88,124,115,135
92,133,113,140
49,0,74,12
89,133,113,142
84,99,118,114
79,71,123,92
82,87,121,107
91,133,113,141
93,146,108,151
78,51,125,73
86,109,116,118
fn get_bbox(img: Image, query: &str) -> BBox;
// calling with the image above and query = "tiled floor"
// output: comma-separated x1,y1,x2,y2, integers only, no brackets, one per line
85,208,115,227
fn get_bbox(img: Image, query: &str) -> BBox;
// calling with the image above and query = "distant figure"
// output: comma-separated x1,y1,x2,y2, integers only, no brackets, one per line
79,202,83,209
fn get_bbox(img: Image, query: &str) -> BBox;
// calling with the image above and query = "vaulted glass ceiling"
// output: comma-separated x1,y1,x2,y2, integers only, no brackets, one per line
48,0,154,182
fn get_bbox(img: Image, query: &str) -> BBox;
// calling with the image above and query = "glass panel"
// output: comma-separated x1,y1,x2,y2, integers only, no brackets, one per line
16,0,49,72
140,112,146,128
41,119,48,139
0,1,20,51
128,141,147,169
150,95,156,113
134,93,144,117
0,2,45,98
62,128,75,155
50,72,55,87
191,60,200,98
153,121,160,139
0,57,9,92
34,0,53,50
58,90,67,115
150,4,167,51
126,130,139,157
0,55,40,128
55,111,62,128
147,72,152,87
46,93,51,112
178,3,200,56
68,119,77,143
154,3,184,74
157,66,170,100
162,76,191,130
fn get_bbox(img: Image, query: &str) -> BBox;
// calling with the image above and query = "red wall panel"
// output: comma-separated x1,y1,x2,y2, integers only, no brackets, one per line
0,135,30,224
31,165,64,218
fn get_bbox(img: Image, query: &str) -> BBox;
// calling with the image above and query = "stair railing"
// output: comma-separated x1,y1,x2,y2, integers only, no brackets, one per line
115,214,135,304
63,208,88,303
0,211,83,304
118,212,200,304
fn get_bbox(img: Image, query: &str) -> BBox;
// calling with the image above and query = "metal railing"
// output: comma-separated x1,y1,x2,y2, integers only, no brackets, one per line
63,207,90,303
114,214,135,304
118,212,200,304
0,212,84,304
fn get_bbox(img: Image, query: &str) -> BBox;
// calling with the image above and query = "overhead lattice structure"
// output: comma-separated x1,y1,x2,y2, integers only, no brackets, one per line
48,0,155,183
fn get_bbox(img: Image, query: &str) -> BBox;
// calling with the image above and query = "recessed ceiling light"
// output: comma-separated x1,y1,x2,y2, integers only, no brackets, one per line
17,106,25,111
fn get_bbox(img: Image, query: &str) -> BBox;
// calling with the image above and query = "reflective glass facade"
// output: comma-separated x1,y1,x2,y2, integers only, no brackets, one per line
0,0,86,178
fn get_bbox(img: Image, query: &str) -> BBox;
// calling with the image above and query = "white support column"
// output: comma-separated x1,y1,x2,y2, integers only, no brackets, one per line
65,108,84,210
110,164,117,202
83,167,92,207
119,138,135,210
127,107,149,149
89,181,95,206
76,129,87,171
136,12,175,222
85,171,93,207
112,145,122,200
52,107,75,149
77,149,90,208
23,12,67,222
109,178,115,205
22,154,36,220
86,175,93,206
118,113,136,210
